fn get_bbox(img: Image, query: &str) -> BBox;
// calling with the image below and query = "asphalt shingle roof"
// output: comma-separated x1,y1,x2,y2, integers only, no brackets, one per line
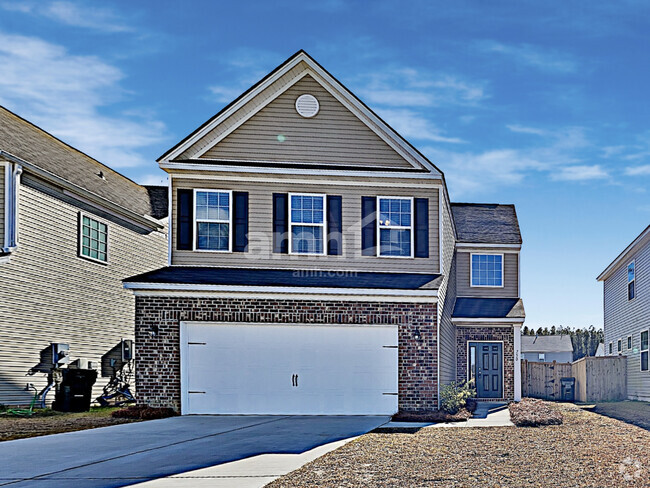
452,297,525,319
0,106,164,218
521,335,574,353
124,267,441,290
451,203,522,245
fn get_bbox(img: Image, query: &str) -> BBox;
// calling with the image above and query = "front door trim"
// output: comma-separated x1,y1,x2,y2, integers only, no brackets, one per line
467,340,504,399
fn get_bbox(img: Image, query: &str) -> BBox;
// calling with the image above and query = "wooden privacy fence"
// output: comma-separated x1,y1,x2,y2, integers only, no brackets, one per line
521,360,572,401
521,357,627,402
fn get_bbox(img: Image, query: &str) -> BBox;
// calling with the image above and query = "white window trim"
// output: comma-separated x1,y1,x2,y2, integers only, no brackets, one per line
627,335,632,350
376,196,414,259
617,338,622,354
470,252,505,288
193,189,232,253
288,192,327,256
627,260,636,301
641,330,649,372
78,212,109,265
538,353,546,362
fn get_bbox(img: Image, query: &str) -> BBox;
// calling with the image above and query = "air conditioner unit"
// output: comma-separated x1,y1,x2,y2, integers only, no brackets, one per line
51,343,70,367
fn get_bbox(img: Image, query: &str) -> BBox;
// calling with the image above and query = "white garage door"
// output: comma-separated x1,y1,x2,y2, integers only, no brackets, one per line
180,322,398,415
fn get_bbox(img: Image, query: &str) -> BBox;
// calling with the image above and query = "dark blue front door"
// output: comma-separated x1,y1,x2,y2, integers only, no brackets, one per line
469,342,503,398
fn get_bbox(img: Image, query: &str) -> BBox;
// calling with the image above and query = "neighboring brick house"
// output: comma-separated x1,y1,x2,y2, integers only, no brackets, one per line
124,51,525,414
597,225,650,401
0,106,168,405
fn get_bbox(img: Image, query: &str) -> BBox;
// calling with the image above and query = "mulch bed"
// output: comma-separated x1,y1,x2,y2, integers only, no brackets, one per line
392,408,472,423
268,402,650,487
112,405,178,420
509,398,563,427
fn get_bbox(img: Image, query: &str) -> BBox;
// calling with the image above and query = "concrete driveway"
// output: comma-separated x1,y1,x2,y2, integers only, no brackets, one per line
0,415,389,488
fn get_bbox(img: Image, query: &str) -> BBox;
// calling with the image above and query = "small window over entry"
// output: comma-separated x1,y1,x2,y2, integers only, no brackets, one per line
628,261,635,300
471,254,503,287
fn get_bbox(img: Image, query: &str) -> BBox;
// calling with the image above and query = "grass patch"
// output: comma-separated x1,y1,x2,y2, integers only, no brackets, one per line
509,398,563,427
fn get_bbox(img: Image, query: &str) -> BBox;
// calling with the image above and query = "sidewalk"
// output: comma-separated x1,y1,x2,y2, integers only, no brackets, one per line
382,402,514,430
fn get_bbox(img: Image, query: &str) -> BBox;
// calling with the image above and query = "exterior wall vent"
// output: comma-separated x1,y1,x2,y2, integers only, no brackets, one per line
295,94,319,118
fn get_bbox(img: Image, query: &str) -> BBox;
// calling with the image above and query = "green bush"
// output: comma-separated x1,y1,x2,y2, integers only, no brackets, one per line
440,380,476,414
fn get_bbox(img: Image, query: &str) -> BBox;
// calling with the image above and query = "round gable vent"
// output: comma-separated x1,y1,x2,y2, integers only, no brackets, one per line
295,94,319,118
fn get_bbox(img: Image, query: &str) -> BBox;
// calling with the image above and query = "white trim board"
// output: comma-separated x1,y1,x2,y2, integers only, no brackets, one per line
453,318,523,325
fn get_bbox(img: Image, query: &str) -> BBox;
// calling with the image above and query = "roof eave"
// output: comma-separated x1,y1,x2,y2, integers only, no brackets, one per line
597,225,650,281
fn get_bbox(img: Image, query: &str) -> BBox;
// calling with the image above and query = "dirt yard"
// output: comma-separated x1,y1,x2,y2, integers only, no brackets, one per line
269,403,650,487
0,407,139,442
592,400,650,431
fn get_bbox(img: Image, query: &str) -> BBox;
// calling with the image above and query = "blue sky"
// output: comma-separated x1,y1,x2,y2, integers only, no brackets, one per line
1,1,649,329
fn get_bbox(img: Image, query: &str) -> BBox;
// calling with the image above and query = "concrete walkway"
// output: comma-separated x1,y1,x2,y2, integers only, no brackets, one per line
383,402,514,430
0,415,389,488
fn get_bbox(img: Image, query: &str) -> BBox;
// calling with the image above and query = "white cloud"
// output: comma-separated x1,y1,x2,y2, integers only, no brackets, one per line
138,173,168,186
507,124,548,136
0,31,166,168
479,41,577,73
377,109,465,144
625,165,650,176
1,1,132,32
209,85,247,104
552,165,609,181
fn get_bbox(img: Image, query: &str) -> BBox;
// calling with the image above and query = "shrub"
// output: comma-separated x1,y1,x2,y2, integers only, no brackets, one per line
111,405,178,420
440,380,476,414
509,398,563,427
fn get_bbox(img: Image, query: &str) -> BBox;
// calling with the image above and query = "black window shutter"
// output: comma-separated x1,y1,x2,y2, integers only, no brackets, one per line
414,197,429,258
273,193,288,253
177,189,193,250
232,191,248,252
327,195,342,255
361,196,377,256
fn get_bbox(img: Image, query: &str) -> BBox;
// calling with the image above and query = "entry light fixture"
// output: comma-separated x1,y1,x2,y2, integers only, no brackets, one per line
414,327,421,341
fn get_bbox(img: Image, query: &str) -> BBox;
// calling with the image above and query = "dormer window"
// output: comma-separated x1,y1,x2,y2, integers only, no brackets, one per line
628,261,635,300
471,254,504,287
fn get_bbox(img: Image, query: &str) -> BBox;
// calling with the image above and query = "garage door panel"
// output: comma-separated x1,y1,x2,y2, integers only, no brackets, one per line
182,323,398,415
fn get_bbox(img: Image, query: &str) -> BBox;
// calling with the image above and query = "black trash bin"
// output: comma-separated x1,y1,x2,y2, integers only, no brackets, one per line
560,377,575,402
53,369,98,412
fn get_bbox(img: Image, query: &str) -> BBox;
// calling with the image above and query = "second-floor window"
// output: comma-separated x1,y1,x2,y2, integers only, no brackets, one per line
378,197,413,257
471,254,503,287
80,214,108,263
628,261,635,300
195,190,231,252
289,193,325,255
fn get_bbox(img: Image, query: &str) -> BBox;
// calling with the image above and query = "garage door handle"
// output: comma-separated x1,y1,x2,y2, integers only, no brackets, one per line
291,374,299,387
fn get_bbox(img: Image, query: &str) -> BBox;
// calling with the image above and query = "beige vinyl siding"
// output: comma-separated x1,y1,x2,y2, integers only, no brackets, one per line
456,251,519,298
171,176,440,273
0,176,167,405
603,239,650,401
200,75,415,170
437,196,457,391
0,162,5,247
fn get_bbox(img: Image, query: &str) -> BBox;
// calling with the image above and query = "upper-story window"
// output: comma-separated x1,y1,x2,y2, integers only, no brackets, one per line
628,261,635,300
641,330,649,372
289,193,325,255
195,190,231,252
471,254,503,287
377,197,413,258
79,214,108,263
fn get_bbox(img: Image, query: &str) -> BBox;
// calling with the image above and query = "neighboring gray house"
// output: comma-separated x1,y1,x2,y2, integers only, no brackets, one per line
521,335,574,363
597,225,650,401
0,106,168,405
123,51,525,415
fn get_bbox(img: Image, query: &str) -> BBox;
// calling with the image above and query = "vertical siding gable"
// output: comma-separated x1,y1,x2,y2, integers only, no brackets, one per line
200,75,416,169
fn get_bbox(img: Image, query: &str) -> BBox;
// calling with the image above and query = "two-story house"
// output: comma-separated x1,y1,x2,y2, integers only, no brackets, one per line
597,225,649,401
124,51,524,415
0,106,168,405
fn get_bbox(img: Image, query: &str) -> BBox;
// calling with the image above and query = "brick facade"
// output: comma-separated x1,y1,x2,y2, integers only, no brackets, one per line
456,326,515,401
134,296,438,413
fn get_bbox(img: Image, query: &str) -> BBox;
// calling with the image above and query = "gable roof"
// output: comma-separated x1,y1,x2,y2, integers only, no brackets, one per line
597,225,650,282
158,50,443,177
0,106,164,222
451,203,522,245
521,335,574,353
